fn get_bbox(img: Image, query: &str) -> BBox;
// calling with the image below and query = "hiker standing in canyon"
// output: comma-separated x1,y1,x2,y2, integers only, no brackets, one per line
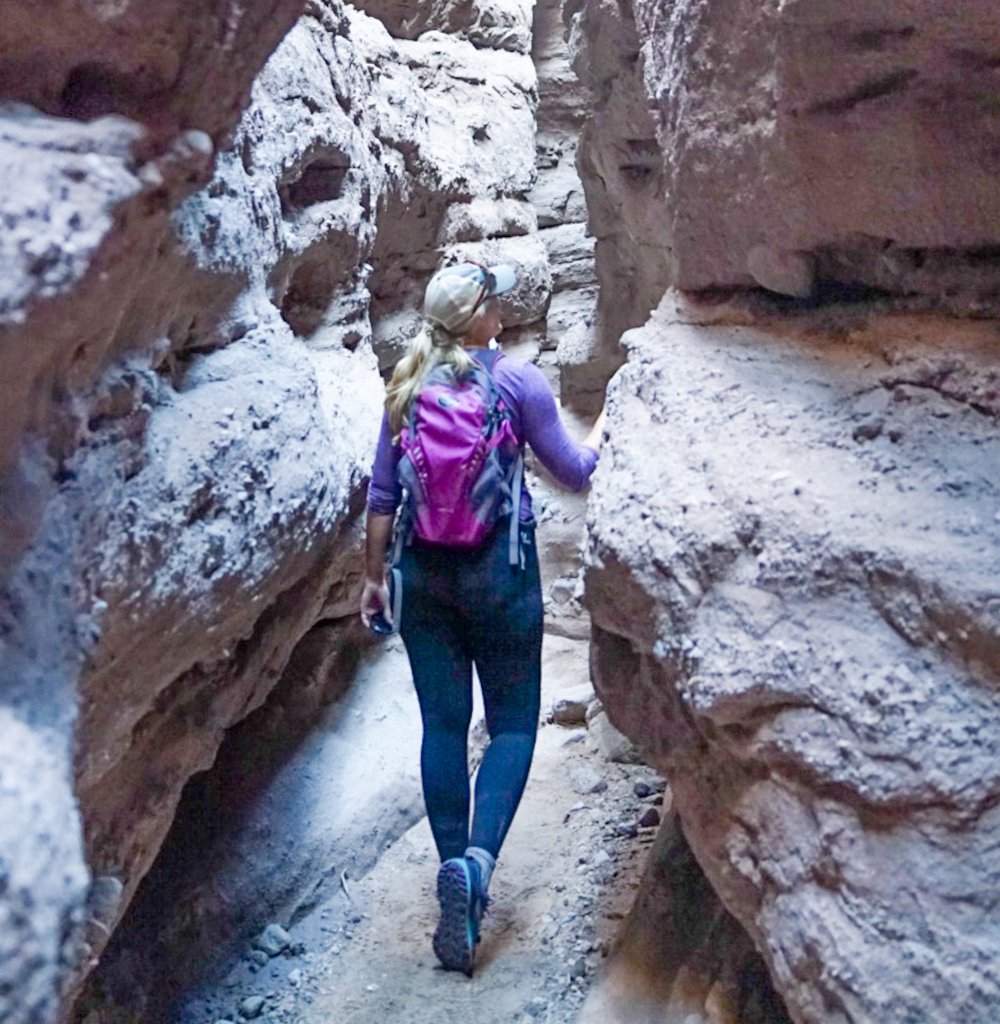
360,261,606,975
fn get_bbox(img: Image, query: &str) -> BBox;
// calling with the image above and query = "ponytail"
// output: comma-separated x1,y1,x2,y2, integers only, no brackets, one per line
385,318,478,434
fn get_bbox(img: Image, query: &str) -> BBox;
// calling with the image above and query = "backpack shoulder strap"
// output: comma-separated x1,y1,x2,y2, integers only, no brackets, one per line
471,350,525,567
472,348,504,377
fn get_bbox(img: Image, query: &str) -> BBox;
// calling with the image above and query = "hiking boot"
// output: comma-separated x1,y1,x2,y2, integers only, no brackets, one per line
432,856,488,976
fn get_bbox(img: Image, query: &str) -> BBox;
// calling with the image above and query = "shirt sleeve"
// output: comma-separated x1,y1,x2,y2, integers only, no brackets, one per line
517,362,599,492
366,411,403,515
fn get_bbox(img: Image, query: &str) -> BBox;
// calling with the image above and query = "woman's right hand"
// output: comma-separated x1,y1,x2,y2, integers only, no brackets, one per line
360,575,391,628
583,403,607,453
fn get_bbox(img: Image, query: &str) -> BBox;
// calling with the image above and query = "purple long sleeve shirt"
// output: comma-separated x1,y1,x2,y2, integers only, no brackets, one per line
367,351,599,520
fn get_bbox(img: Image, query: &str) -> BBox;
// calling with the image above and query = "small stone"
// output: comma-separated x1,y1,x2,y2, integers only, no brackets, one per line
253,924,291,958
569,763,608,796
214,1020,236,1024
634,777,666,797
852,417,884,442
288,969,303,987
179,128,214,158
138,162,165,189
239,996,266,1019
550,683,596,726
569,957,587,980
588,708,643,764
638,807,661,828
249,950,269,968
592,849,611,868
614,822,639,838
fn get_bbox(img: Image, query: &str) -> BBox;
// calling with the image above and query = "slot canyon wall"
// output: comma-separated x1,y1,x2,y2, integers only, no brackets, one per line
0,0,550,1020
580,2,1000,1023
2,1,998,1024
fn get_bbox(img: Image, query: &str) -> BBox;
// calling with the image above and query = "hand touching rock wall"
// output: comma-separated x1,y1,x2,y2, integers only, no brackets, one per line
574,1,1000,1021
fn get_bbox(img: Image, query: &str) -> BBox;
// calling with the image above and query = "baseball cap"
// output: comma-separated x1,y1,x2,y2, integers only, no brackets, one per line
423,261,517,333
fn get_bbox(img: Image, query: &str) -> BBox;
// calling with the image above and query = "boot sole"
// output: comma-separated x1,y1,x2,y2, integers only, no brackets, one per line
432,858,476,976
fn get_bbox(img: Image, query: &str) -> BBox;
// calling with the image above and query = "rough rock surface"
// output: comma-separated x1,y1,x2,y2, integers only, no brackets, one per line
0,0,543,1019
529,0,598,415
586,294,1000,1024
573,2,1000,1018
356,6,543,371
628,0,1000,305
0,5,309,1022
528,0,610,416
569,0,672,347
581,811,792,1024
0,0,302,141
349,0,534,54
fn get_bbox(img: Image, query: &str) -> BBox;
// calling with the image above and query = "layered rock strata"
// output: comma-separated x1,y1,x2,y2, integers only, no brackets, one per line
567,0,672,355
528,0,602,414
0,1,543,1019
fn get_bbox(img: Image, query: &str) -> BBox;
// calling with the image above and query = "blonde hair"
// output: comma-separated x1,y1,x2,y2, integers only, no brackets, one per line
385,313,485,434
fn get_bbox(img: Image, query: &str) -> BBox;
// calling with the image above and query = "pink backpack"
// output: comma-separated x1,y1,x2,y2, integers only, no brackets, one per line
396,351,525,565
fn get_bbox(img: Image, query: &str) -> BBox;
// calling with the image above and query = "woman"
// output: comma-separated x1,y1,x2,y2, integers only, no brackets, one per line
361,261,605,975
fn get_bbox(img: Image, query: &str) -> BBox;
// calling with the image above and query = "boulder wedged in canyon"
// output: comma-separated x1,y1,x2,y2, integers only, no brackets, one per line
1,0,543,1018
585,293,1000,1023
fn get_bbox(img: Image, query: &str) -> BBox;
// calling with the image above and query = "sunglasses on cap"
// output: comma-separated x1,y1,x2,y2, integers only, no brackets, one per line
467,259,498,316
